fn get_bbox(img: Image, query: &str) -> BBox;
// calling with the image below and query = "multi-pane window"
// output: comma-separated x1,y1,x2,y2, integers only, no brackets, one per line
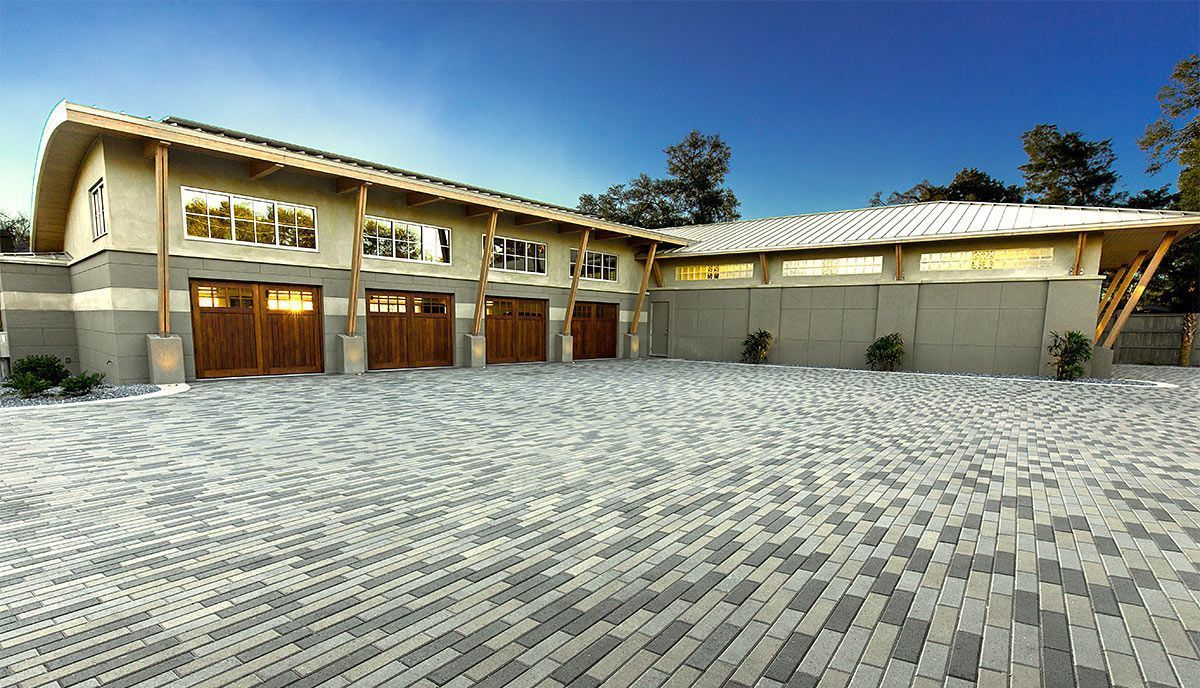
195,284,253,309
183,187,317,250
569,249,618,282
89,179,107,240
412,296,448,314
488,235,547,274
782,256,883,277
363,217,451,264
368,293,406,313
265,288,315,312
675,263,754,281
920,247,1054,272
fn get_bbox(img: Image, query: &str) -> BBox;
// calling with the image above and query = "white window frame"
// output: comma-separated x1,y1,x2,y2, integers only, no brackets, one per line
569,248,618,282
486,234,547,275
89,179,108,241
362,215,452,266
181,186,319,253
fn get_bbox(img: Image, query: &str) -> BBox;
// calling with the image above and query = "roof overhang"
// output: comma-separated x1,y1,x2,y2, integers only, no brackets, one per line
31,101,691,252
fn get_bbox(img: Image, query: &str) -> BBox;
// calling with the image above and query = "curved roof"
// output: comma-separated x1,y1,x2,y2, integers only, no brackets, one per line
30,102,689,252
663,201,1200,256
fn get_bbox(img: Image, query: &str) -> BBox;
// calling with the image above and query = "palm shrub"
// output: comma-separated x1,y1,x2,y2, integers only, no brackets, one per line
1048,330,1093,381
11,354,70,385
2,372,54,398
59,372,106,397
866,332,905,371
740,329,774,364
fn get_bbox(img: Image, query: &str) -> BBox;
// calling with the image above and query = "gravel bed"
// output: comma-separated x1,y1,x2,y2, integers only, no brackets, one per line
0,384,161,408
905,370,1159,386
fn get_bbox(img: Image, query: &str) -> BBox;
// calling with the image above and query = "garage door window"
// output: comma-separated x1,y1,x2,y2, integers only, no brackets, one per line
196,284,254,309
369,293,406,313
266,288,316,312
413,297,448,314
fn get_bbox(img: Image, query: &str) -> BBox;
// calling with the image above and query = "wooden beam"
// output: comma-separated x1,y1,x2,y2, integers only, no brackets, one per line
759,252,770,285
652,261,663,288
1103,232,1176,348
464,204,493,219
406,191,442,207
1096,250,1148,340
558,224,588,234
346,184,369,336
626,237,658,247
142,139,169,160
563,229,592,335
336,178,363,194
472,210,499,335
249,160,284,180
153,142,170,335
629,242,658,336
1097,264,1129,317
895,244,904,281
515,215,551,228
1071,231,1086,275
589,229,622,241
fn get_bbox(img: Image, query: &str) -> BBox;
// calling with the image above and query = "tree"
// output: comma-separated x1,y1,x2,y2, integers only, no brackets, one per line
870,167,1022,205
1019,124,1122,205
1138,54,1199,212
578,131,740,228
0,210,31,252
1135,54,1200,348
1125,185,1180,210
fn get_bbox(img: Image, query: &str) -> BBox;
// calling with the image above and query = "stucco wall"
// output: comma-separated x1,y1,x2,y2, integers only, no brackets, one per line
648,276,1104,377
62,137,111,262
99,138,644,295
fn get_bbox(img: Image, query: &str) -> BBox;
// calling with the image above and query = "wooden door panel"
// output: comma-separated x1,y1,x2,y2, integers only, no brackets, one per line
409,294,453,367
367,291,409,370
191,282,261,378
571,301,618,360
260,286,324,375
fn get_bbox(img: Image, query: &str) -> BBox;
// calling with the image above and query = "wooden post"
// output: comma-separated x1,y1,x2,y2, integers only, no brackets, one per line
652,261,663,288
472,210,499,335
895,244,903,281
1096,251,1148,340
563,228,591,334
759,252,770,285
1071,232,1086,275
153,141,171,336
629,242,658,336
346,183,369,336
1097,264,1129,317
1103,232,1176,348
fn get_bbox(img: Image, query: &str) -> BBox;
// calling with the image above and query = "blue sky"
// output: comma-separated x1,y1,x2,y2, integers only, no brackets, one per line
0,1,1195,220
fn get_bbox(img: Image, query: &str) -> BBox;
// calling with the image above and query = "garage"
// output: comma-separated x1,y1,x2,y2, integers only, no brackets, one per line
571,301,619,359
366,290,454,370
485,297,547,363
190,280,324,378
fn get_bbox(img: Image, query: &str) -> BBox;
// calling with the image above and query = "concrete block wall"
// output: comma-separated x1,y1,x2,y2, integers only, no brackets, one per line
0,258,80,374
648,276,1105,377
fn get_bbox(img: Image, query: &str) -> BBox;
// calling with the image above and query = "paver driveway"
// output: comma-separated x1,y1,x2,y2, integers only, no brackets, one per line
1,360,1199,688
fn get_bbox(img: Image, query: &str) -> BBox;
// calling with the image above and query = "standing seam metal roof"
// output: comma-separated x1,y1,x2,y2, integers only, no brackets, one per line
662,201,1200,255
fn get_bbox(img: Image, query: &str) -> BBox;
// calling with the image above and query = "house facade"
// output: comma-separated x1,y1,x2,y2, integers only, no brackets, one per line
1,101,1197,383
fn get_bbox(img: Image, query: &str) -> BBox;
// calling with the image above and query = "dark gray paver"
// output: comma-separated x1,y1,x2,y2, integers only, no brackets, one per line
0,360,1198,687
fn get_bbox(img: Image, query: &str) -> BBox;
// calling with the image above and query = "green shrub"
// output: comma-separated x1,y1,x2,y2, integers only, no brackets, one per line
1048,330,1093,381
2,372,54,398
866,332,905,371
740,329,774,364
11,354,70,385
59,371,106,397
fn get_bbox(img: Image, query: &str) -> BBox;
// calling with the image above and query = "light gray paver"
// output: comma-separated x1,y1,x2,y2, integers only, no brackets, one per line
1,360,1198,687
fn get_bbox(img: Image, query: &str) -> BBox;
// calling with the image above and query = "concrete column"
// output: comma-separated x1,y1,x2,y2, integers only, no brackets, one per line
624,333,640,359
146,334,185,385
1091,345,1114,379
553,334,573,363
336,334,366,375
464,334,487,368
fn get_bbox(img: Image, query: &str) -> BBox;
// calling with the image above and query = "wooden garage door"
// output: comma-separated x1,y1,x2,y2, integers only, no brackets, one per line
571,301,619,360
485,297,546,363
366,290,454,370
191,281,324,378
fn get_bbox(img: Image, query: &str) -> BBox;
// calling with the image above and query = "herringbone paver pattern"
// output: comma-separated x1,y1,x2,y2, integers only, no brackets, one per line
1,360,1198,688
